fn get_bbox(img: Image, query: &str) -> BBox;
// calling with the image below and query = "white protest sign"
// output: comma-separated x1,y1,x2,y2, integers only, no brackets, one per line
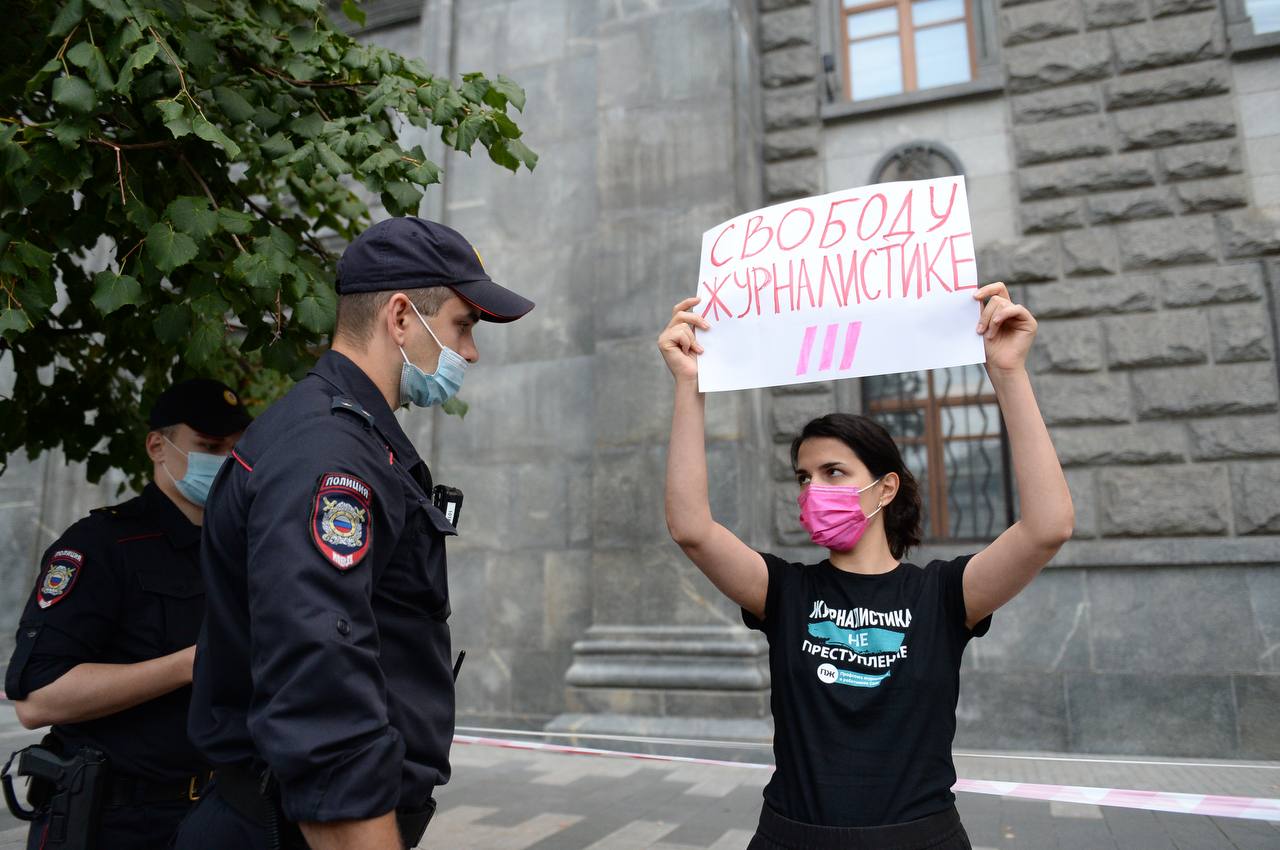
693,176,985,393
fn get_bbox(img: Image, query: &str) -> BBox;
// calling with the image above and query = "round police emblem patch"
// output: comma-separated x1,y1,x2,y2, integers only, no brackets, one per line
310,473,373,571
38,549,84,609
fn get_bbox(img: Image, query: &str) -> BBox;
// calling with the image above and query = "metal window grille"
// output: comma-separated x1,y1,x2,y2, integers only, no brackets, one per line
861,142,1014,541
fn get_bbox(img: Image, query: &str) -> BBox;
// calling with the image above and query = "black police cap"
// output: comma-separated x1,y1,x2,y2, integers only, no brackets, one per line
149,379,252,437
335,217,534,323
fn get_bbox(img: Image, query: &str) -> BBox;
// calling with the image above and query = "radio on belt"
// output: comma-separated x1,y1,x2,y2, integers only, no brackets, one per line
432,485,463,529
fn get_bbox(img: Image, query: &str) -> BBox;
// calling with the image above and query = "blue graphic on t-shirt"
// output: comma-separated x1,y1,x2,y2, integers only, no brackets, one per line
808,621,905,654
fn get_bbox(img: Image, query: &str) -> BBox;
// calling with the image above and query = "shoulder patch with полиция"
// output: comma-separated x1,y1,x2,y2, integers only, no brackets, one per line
310,473,373,571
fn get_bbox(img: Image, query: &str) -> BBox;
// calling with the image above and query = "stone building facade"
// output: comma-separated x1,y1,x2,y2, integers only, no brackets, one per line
2,0,1277,759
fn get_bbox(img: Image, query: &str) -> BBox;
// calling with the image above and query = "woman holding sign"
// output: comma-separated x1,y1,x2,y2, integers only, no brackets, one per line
660,282,1072,850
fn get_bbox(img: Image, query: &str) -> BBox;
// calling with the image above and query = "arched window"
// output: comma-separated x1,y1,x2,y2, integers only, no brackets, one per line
861,143,1014,541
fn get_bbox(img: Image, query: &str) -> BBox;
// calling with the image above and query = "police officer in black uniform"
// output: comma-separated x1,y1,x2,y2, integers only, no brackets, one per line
176,218,534,850
4,379,251,849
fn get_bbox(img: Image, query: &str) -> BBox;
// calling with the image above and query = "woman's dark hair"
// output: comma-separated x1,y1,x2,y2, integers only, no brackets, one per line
790,413,923,559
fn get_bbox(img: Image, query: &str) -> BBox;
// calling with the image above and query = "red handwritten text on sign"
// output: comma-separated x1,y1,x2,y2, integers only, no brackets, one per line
699,184,975,323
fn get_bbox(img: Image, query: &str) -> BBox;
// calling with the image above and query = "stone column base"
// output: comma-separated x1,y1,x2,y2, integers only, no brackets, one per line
546,625,775,761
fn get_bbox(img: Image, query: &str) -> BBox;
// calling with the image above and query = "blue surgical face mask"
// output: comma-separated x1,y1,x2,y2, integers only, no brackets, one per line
399,302,467,408
162,436,227,507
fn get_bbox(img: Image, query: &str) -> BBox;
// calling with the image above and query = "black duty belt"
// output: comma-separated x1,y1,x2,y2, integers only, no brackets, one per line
105,769,214,806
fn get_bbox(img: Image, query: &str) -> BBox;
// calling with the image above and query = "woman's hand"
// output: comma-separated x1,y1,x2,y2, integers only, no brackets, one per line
974,282,1036,374
658,296,710,382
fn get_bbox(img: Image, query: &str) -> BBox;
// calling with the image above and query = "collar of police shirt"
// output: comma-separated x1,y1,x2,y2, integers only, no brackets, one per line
309,350,433,489
93,482,202,549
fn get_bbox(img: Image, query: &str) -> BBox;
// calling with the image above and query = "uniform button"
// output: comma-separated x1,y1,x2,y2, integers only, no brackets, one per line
336,618,351,636
25,630,36,638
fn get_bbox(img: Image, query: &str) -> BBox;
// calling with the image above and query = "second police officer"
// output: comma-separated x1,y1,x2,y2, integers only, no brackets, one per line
177,218,534,849
4,379,250,849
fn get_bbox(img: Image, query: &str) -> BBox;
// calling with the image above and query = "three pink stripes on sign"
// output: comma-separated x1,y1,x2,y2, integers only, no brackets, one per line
796,321,862,376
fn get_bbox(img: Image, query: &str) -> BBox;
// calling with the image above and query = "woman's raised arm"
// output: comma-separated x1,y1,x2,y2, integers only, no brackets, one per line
962,282,1075,628
660,298,769,619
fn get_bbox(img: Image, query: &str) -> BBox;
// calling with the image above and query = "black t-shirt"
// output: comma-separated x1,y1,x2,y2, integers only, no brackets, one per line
743,553,991,827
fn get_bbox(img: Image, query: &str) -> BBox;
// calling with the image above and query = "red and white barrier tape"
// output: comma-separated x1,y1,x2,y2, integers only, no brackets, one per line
453,734,1280,823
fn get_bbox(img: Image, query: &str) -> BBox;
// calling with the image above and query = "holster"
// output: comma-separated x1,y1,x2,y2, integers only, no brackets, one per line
2,740,107,850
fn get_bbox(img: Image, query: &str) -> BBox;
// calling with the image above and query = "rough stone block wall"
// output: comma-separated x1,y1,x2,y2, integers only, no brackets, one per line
754,0,844,550
966,0,1280,757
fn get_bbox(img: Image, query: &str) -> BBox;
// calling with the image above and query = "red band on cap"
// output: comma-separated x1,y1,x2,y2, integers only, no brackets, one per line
450,287,512,321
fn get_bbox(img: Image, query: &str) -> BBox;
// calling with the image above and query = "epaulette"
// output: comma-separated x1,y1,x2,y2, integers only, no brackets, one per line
331,396,374,429
89,499,145,520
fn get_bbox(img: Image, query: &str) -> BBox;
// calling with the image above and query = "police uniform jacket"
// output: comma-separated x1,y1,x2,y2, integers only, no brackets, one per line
5,484,207,781
188,350,456,824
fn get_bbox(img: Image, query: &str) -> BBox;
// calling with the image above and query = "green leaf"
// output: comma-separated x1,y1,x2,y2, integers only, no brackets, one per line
182,31,216,68
341,0,366,26
26,58,63,96
0,307,31,338
51,119,91,147
185,321,223,366
283,140,314,168
406,158,440,185
492,75,526,112
288,26,325,53
358,148,399,173
284,58,320,81
108,18,142,52
124,195,156,229
90,270,143,315
20,275,56,317
192,115,242,158
114,42,159,94
314,141,348,176
252,107,282,132
430,89,464,125
381,182,421,216
213,86,257,124
217,208,256,235
266,227,297,259
156,100,193,138
192,293,231,320
291,112,324,139
260,132,295,159
459,77,489,104
231,251,280,290
507,139,538,170
294,294,331,333
67,41,113,91
52,75,97,114
441,397,468,418
486,140,519,172
145,222,199,273
14,241,53,270
89,0,132,24
454,115,487,151
152,303,191,343
165,197,219,238
491,111,521,140
49,0,84,37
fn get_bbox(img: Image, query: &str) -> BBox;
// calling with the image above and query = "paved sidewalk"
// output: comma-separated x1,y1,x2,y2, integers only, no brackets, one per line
0,707,1276,848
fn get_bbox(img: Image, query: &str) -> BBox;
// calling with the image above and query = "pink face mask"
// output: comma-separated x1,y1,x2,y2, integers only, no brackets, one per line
797,478,884,552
